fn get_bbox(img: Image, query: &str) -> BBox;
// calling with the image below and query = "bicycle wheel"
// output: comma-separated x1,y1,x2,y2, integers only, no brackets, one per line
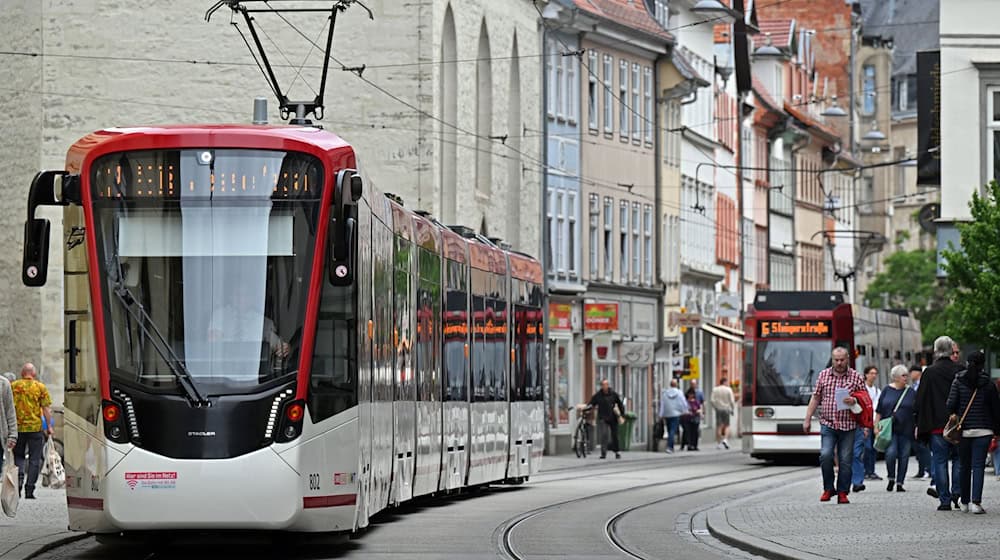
575,424,587,458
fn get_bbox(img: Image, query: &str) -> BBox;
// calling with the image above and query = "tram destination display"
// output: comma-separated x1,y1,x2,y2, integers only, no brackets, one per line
758,319,832,338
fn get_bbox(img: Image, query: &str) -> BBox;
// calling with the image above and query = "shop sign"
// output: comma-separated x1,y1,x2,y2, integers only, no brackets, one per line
584,303,618,331
548,303,573,331
593,332,615,363
620,342,654,366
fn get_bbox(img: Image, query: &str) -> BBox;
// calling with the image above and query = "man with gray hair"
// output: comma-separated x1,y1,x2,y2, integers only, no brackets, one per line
915,335,964,510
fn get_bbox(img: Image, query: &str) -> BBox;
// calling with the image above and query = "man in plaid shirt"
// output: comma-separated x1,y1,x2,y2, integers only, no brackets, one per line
803,347,865,504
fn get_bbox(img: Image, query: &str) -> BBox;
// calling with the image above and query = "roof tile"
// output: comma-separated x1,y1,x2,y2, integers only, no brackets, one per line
573,0,674,42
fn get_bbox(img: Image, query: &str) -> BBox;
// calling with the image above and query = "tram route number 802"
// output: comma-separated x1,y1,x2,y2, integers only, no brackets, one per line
308,473,321,490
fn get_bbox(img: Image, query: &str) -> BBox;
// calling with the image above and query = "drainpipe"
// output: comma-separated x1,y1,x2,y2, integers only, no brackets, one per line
540,19,552,450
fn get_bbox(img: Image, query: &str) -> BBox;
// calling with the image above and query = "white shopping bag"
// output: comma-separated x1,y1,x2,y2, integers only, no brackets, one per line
2,449,19,518
43,437,65,490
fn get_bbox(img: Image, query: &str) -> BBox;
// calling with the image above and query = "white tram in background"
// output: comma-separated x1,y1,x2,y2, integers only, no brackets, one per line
21,124,545,535
741,291,921,461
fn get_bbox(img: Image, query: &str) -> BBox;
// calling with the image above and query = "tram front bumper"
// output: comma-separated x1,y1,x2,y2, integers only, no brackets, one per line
104,446,301,530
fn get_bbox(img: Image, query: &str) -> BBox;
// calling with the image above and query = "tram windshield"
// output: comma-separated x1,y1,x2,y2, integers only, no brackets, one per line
90,149,324,396
755,340,832,405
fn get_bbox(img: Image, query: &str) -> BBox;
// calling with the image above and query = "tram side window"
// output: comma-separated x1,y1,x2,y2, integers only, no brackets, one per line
416,247,441,402
308,257,358,423
471,269,488,402
394,236,414,402
444,259,468,402
528,282,544,401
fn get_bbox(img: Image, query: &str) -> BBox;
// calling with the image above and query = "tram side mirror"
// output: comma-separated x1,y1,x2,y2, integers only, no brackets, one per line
22,170,78,287
329,169,362,286
23,219,51,287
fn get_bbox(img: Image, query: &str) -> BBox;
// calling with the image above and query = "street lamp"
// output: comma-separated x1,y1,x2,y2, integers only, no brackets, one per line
753,33,783,58
862,120,886,142
691,0,737,22
821,96,848,118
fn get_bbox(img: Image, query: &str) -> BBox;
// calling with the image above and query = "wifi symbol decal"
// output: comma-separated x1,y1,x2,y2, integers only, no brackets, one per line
127,479,138,490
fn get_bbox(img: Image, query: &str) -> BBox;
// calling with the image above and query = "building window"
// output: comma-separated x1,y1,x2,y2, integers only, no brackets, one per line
588,50,598,131
895,74,918,113
589,194,599,278
555,191,565,273
603,55,614,134
631,63,641,142
643,67,653,145
619,59,629,140
546,39,556,117
632,202,641,283
555,45,564,119
770,252,794,291
654,0,669,28
566,52,578,123
862,64,876,116
548,188,579,279
604,197,613,280
643,205,653,284
619,200,629,283
769,153,793,215
567,192,577,275
989,88,1000,183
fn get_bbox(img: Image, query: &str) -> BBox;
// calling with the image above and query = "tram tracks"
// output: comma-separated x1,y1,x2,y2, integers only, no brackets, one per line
603,467,813,559
495,462,803,559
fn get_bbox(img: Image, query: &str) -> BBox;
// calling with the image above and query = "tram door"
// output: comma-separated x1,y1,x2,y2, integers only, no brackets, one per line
355,199,374,530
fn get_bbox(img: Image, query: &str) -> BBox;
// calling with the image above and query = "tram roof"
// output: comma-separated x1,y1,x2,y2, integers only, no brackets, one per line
65,124,354,172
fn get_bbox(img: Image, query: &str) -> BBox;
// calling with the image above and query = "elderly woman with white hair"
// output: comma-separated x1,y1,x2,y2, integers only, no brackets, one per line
875,364,918,492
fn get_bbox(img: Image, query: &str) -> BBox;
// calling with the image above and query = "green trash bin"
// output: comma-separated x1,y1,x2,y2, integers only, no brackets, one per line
618,412,637,451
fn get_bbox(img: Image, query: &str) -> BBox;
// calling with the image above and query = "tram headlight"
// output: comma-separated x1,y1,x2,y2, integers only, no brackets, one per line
754,407,775,418
275,399,306,444
101,399,130,444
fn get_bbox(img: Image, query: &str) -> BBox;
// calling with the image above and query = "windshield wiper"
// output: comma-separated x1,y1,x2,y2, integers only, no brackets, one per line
111,282,211,407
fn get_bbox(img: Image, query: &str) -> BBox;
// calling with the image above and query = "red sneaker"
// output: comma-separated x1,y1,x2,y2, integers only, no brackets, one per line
837,492,850,504
820,490,834,502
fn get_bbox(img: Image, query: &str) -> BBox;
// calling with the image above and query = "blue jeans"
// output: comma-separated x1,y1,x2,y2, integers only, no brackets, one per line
914,438,932,478
885,433,913,485
851,428,866,486
820,425,855,493
930,434,961,505
664,417,680,450
864,428,877,476
958,435,991,504
993,446,1000,476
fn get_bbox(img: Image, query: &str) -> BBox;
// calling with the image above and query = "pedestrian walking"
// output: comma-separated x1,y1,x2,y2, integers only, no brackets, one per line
659,378,689,453
910,364,933,483
855,366,882,488
680,388,703,451
711,377,736,449
10,363,53,499
803,347,865,504
588,379,625,460
875,365,917,492
916,336,965,510
945,350,1000,514
688,379,705,406
0,374,16,472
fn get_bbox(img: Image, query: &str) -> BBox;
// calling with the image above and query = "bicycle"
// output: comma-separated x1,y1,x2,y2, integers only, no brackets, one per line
573,404,594,458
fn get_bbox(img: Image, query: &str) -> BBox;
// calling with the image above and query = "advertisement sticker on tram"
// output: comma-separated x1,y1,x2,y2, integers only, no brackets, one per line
125,472,178,491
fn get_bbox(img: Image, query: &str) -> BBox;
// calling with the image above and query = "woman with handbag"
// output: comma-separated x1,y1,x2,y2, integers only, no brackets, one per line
874,365,917,492
945,351,1000,514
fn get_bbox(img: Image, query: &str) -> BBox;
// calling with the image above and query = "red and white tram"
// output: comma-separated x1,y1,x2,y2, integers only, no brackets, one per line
21,124,545,534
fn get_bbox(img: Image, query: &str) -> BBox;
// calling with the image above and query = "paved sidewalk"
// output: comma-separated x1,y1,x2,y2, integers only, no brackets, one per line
708,457,1000,559
0,485,85,560
540,441,742,472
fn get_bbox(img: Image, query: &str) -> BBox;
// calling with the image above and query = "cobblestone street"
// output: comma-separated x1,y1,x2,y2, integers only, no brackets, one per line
710,458,1000,559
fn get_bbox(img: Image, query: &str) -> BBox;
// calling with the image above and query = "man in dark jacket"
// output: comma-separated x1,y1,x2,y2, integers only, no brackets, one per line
589,379,625,459
915,336,964,510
